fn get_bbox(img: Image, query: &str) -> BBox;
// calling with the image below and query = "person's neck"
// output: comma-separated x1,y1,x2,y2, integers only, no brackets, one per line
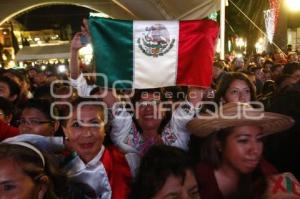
81,154,95,164
142,129,159,140
214,164,240,197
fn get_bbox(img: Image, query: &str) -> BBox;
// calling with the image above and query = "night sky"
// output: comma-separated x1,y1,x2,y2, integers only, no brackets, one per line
14,5,92,32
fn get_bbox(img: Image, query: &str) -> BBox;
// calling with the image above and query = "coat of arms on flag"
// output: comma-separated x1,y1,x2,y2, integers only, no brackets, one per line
137,23,175,57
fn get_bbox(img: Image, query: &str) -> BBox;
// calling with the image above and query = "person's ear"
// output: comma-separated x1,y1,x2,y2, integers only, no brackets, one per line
5,113,13,124
52,121,60,134
101,126,106,137
62,126,70,139
9,94,17,102
37,176,49,199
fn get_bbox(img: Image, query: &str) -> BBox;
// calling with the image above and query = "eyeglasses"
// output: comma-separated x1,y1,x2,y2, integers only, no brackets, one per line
17,119,53,126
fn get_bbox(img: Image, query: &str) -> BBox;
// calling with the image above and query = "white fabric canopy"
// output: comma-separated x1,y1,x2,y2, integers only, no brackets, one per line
1,0,221,25
15,43,70,61
114,0,221,19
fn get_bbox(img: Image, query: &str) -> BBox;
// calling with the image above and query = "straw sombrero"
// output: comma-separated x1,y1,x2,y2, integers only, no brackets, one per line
187,102,295,137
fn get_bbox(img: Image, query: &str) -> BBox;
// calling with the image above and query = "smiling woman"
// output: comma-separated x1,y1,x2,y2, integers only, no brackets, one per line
186,102,294,199
60,97,132,199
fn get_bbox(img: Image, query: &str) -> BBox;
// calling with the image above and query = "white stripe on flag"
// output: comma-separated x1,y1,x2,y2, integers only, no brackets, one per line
133,21,179,88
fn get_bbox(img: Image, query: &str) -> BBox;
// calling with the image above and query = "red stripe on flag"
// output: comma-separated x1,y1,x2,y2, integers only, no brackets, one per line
177,20,219,88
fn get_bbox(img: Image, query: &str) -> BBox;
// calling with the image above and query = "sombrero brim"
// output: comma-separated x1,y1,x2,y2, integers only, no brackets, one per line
187,110,295,137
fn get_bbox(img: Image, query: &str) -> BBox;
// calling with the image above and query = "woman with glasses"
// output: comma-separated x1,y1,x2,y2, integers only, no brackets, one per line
18,99,60,136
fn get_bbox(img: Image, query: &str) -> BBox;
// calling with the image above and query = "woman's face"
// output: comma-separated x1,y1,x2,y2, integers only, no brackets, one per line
223,80,251,103
63,105,105,163
136,92,163,133
153,169,200,199
221,125,263,174
0,159,46,199
0,82,14,102
19,108,55,136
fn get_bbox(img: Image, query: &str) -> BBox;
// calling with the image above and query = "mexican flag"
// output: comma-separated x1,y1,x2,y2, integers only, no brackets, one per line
89,16,219,89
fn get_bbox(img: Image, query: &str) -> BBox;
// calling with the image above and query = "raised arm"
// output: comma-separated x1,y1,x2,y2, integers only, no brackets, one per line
70,32,86,79
70,18,90,79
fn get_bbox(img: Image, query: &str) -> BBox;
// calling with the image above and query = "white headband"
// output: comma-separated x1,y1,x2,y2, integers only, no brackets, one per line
9,142,46,167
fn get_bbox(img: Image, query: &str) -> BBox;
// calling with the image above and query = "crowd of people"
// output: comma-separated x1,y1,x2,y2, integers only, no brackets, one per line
0,21,300,199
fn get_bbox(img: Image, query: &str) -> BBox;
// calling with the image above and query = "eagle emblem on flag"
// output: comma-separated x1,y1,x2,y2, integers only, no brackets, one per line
137,24,175,57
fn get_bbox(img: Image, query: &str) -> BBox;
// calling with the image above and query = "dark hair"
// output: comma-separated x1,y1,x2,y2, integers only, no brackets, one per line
0,76,21,102
247,63,259,73
0,96,14,117
23,98,59,121
282,62,300,75
214,72,256,104
270,64,283,73
199,128,233,168
2,69,25,85
213,60,226,70
262,80,276,95
34,85,53,101
0,143,68,199
129,145,194,199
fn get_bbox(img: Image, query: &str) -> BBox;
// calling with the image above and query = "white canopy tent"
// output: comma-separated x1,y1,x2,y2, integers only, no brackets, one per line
0,0,222,24
15,43,70,61
110,0,222,20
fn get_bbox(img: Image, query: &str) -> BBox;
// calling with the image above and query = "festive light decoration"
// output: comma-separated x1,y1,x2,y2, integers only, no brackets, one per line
264,9,275,43
269,0,280,29
264,0,280,43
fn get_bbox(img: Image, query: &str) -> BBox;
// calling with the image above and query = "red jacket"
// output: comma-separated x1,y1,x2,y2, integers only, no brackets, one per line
0,120,20,141
101,145,132,199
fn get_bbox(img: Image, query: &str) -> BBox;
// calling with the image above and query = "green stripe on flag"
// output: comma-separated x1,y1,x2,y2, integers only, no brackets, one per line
89,17,133,89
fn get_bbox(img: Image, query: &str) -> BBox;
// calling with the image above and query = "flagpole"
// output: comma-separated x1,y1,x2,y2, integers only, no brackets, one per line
220,0,226,60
